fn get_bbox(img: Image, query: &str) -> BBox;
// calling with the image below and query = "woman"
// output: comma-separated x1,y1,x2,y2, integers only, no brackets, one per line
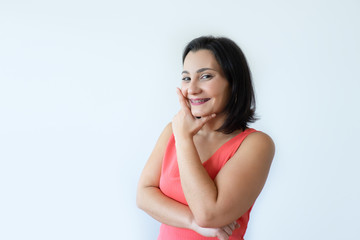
137,36,275,240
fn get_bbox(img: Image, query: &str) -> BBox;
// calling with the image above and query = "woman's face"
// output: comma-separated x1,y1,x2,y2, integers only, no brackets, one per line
181,49,230,118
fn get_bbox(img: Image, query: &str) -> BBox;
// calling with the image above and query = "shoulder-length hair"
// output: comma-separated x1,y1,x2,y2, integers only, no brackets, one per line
182,36,257,134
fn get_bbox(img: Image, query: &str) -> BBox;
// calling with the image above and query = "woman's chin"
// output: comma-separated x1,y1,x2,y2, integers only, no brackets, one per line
191,111,203,118
191,110,211,118
191,110,219,119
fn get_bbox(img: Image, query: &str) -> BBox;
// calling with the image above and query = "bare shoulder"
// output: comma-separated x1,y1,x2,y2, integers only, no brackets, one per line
150,122,173,158
244,131,275,150
236,130,275,163
159,122,173,143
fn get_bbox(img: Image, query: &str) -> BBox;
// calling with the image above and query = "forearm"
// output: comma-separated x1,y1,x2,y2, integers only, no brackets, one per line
175,137,219,225
137,185,196,229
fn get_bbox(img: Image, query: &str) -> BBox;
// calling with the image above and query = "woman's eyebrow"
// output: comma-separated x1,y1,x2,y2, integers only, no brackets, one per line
181,68,216,74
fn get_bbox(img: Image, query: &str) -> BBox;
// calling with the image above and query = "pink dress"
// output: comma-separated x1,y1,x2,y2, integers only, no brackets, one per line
158,128,258,240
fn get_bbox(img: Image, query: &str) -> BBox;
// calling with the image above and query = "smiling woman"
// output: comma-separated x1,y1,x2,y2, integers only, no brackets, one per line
181,50,230,119
136,36,275,240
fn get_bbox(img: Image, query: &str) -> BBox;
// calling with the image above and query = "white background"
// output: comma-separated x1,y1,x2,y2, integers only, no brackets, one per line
1,0,359,239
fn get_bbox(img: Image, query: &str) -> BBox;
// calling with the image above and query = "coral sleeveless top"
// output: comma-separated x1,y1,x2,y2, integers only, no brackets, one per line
158,128,258,240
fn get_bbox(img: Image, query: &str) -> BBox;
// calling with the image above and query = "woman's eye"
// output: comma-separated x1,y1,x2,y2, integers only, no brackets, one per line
182,76,191,81
201,74,213,80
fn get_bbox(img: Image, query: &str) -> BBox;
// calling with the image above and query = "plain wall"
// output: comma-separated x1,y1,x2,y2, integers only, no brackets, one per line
1,0,359,239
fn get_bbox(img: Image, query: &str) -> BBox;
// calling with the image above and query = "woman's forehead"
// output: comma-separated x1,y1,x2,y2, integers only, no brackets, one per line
183,50,220,72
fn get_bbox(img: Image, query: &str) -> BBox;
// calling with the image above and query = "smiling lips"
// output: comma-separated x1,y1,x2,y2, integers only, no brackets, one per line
189,98,211,105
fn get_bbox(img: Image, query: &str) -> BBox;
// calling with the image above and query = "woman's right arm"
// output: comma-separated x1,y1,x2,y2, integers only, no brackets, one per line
136,123,238,239
136,123,196,228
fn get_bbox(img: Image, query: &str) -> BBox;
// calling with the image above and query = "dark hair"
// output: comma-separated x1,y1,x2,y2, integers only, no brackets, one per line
182,36,257,134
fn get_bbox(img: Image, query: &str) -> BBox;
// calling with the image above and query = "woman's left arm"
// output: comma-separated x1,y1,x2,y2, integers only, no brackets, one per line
175,132,274,228
172,88,275,228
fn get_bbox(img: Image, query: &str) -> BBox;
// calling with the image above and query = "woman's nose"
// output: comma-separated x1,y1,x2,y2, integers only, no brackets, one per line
187,81,201,95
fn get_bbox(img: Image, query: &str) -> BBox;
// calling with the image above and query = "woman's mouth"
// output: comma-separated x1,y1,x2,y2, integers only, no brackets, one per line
189,98,211,105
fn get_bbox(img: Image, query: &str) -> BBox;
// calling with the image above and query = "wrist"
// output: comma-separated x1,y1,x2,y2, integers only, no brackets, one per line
174,133,193,144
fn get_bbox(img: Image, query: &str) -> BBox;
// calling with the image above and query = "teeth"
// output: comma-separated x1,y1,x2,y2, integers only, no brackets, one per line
192,99,208,103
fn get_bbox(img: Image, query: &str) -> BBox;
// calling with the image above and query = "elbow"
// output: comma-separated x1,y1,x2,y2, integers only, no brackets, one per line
136,185,156,211
136,195,148,212
136,194,141,210
136,187,146,210
136,195,142,210
193,208,244,228
195,219,212,228
193,211,217,228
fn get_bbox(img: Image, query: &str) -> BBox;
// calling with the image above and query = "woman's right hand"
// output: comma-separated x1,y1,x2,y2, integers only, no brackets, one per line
191,220,240,240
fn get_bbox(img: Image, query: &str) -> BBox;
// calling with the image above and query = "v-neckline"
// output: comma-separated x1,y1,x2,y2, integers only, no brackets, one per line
200,128,249,165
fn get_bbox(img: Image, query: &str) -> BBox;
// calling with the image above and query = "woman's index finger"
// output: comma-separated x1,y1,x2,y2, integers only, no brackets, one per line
176,88,190,110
